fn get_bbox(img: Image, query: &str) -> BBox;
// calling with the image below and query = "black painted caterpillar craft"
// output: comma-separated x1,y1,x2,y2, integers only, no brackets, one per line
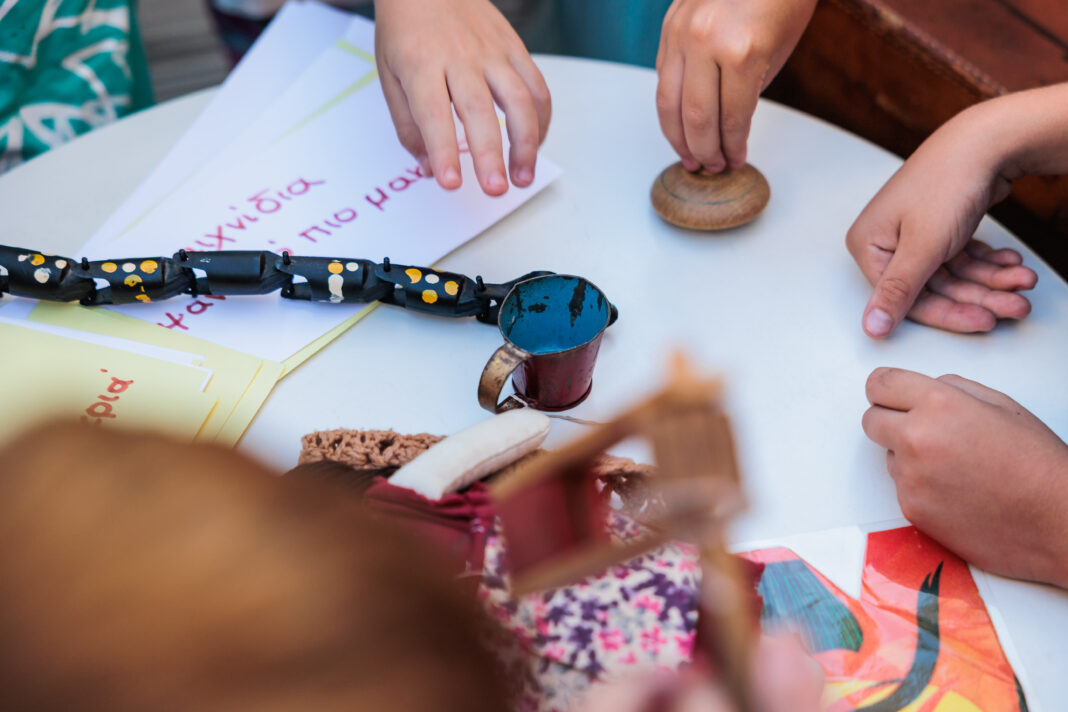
0,244,557,325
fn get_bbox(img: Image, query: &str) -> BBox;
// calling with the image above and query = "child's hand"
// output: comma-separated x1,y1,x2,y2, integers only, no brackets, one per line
374,0,551,196
580,635,823,712
863,367,1068,588
847,105,1038,339
655,0,817,171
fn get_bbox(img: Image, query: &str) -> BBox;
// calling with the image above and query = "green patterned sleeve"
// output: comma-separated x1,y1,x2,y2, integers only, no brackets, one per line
0,0,153,172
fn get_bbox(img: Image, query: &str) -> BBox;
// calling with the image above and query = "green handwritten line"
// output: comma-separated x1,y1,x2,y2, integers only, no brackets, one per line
275,67,379,142
117,42,379,236
335,38,376,64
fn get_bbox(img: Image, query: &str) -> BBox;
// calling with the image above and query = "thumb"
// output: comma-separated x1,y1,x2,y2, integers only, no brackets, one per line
863,241,942,339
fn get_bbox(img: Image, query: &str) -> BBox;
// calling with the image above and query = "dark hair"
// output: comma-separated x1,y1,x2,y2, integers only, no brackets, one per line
284,459,393,496
0,422,509,712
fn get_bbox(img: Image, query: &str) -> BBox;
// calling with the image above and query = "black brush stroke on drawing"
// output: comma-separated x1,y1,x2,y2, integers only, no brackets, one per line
1015,675,1030,712
855,561,943,711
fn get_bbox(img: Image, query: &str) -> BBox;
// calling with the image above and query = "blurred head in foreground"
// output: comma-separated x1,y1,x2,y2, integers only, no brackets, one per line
0,422,508,712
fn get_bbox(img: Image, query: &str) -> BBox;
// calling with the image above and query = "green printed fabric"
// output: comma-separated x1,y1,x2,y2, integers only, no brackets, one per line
515,0,673,68
0,0,153,173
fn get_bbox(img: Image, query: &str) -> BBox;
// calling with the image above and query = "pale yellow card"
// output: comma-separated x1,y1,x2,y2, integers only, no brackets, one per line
0,321,217,447
28,303,282,445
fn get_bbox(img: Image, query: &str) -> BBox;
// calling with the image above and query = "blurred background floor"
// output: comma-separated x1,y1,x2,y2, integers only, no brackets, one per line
140,0,230,102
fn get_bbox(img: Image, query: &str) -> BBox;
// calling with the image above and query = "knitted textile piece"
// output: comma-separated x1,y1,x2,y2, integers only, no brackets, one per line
300,429,444,469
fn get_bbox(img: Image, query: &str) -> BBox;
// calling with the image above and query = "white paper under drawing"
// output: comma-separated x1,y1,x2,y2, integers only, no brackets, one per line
81,1,355,255
95,20,562,362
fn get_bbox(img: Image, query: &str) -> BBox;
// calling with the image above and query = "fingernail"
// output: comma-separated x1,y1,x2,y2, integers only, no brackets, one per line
705,161,726,173
515,166,533,185
681,158,700,172
864,308,893,337
488,171,507,193
442,166,461,187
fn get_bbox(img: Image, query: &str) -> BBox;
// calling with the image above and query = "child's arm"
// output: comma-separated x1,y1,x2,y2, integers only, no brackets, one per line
863,367,1068,589
846,84,1068,339
655,0,818,172
374,0,550,196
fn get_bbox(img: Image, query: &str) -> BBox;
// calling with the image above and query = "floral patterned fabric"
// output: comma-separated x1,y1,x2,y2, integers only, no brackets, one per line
479,512,703,712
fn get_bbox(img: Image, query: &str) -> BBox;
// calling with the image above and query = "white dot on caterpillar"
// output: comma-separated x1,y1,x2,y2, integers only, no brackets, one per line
346,262,359,272
122,262,136,273
33,268,50,283
425,274,440,284
55,259,67,269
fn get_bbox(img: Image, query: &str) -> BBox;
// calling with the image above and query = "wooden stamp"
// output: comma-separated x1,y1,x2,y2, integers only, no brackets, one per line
651,162,770,230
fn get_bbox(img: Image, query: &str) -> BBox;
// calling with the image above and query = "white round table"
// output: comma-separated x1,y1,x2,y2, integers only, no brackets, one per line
2,55,1066,710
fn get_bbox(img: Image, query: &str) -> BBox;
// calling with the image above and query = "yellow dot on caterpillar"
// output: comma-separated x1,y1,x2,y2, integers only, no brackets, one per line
101,262,118,273
140,259,159,274
124,275,143,287
135,294,152,303
425,274,440,284
422,289,438,304
406,267,422,283
327,261,344,274
444,280,459,296
30,254,45,266
122,262,136,273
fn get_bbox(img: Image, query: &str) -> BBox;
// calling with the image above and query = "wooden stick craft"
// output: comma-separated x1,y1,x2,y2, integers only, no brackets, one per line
490,353,755,712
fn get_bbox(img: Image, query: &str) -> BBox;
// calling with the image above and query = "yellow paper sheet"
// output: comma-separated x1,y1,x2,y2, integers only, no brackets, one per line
28,303,282,445
0,321,217,447
217,359,282,446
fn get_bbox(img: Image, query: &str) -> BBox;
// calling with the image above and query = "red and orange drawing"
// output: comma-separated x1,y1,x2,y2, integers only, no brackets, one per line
744,527,1027,712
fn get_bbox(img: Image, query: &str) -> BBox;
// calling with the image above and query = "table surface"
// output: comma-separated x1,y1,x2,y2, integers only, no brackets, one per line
2,55,1066,709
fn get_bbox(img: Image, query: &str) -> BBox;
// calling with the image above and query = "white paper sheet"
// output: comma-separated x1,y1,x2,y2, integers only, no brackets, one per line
82,0,354,254
93,20,562,362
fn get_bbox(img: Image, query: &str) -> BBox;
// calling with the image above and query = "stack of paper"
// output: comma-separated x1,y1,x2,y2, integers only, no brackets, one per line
0,1,560,446
0,318,217,447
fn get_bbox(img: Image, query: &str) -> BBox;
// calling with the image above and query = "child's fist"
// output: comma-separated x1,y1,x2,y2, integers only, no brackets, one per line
655,0,817,172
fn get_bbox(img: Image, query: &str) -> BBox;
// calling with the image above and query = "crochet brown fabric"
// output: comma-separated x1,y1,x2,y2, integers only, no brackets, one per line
300,429,445,470
299,429,659,517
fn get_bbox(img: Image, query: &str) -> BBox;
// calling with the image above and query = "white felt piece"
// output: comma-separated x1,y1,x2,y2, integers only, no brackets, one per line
389,409,551,499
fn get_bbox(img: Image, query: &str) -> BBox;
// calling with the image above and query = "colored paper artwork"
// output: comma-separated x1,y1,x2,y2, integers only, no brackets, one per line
744,526,1028,712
